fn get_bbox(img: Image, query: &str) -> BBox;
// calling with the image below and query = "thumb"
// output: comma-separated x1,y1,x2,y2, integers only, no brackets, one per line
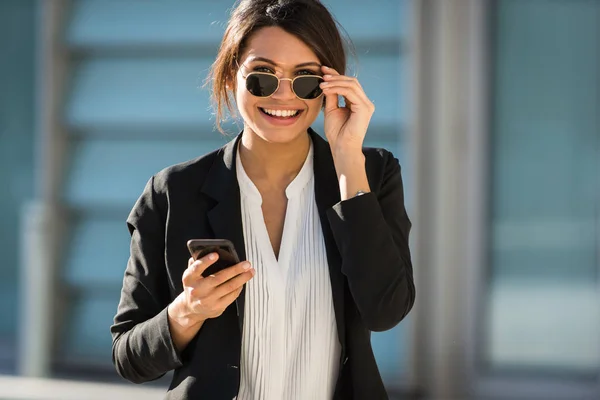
324,92,338,115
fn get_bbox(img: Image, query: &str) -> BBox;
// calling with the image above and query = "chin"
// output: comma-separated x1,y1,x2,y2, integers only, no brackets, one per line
253,126,308,145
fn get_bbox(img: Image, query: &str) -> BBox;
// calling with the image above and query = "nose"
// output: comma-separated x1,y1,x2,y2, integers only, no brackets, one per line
271,77,295,100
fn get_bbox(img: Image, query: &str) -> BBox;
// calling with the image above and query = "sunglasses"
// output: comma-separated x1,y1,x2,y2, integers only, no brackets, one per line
242,71,324,100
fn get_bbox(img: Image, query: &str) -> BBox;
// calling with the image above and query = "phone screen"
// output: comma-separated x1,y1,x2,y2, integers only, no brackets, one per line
187,239,240,277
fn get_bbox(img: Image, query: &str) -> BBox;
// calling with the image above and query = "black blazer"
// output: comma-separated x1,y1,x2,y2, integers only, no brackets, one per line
111,129,415,399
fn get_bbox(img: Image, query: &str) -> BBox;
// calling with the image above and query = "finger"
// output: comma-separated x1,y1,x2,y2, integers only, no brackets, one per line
213,268,255,298
324,92,339,114
322,85,374,112
323,75,359,84
321,67,365,87
321,66,340,113
323,85,339,114
321,80,372,107
321,69,369,104
215,286,244,311
182,252,219,286
210,261,253,286
323,75,365,91
321,65,340,76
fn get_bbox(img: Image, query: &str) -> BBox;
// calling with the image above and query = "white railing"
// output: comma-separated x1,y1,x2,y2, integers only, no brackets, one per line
0,375,164,400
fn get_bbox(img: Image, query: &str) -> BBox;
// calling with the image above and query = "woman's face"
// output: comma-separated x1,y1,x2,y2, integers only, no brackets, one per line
234,26,324,145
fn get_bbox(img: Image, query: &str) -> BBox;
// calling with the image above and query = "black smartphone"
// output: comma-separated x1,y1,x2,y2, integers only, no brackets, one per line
186,239,241,277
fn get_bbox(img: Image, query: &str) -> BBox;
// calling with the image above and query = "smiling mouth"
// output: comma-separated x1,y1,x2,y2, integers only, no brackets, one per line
259,107,303,118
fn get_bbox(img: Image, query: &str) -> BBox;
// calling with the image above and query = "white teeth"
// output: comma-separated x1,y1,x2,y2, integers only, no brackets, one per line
262,108,299,117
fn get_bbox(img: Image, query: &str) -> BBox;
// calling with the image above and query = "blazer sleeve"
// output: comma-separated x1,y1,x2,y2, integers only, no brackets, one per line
326,151,415,332
110,176,183,383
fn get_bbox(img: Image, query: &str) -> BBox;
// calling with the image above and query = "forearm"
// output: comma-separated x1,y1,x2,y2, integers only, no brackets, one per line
327,151,415,331
327,194,414,331
112,307,184,383
167,294,206,353
333,149,371,200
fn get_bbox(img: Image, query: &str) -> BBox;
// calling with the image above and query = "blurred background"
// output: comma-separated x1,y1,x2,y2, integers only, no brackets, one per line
0,0,598,399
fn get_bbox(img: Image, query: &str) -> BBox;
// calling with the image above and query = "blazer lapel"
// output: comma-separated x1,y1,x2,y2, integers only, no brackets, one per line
310,128,346,351
201,133,247,333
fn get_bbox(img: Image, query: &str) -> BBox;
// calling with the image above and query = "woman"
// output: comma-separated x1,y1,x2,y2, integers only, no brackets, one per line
111,0,415,399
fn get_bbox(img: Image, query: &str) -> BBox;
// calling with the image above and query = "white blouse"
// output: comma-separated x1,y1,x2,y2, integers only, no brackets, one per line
235,142,341,400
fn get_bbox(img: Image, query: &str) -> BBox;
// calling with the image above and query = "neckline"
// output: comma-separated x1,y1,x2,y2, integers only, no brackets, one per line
236,139,314,204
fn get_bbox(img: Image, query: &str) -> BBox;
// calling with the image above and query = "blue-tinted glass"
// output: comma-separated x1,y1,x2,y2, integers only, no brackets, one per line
0,0,36,372
486,0,599,373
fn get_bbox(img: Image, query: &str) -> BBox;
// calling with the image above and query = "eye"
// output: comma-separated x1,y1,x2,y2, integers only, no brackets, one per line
296,69,318,76
253,65,275,74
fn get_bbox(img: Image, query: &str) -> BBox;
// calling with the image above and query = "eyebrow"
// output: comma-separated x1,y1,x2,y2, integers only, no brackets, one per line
246,56,322,69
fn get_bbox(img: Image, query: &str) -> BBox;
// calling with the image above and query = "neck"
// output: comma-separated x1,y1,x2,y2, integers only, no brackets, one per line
239,128,310,189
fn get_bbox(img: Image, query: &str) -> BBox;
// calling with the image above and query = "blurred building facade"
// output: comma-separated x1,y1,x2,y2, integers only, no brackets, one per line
0,0,598,399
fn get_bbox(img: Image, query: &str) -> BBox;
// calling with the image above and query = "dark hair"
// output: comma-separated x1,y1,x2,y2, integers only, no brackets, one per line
206,0,350,133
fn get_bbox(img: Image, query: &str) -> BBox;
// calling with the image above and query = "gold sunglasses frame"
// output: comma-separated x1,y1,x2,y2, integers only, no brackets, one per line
242,71,325,100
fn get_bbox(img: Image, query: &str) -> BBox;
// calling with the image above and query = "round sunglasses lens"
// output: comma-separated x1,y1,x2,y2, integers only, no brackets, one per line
293,76,323,99
246,73,278,97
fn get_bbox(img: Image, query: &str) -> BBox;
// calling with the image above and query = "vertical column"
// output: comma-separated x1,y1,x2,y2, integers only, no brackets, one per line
18,0,70,377
411,0,490,398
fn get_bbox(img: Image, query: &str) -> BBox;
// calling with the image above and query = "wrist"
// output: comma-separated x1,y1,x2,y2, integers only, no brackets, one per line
332,147,364,164
167,294,206,353
333,150,364,176
168,294,205,329
331,146,370,201
337,168,370,201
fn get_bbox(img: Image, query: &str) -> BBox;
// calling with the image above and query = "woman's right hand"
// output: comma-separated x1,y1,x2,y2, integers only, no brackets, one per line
181,253,254,321
167,253,254,351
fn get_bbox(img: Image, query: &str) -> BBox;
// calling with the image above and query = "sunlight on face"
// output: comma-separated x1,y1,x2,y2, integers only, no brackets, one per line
235,26,324,145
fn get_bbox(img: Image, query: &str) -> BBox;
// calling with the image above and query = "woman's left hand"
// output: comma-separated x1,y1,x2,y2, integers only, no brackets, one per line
320,65,375,157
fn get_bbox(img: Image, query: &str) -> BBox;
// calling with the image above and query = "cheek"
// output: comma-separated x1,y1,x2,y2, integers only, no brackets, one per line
234,81,243,102
235,86,254,111
233,78,248,105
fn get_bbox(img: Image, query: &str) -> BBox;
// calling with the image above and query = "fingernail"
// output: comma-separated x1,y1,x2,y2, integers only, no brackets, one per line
323,66,330,69
242,262,251,270
320,82,328,87
209,253,217,261
324,74,332,78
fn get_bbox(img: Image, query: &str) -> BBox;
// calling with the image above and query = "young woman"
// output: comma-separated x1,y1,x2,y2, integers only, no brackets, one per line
111,0,415,398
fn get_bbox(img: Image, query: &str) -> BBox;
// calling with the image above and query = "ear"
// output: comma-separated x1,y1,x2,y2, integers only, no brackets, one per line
225,73,236,91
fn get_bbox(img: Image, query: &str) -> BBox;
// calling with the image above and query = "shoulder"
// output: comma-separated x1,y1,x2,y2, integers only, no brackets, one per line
151,148,223,196
128,148,223,222
363,146,397,165
362,146,403,191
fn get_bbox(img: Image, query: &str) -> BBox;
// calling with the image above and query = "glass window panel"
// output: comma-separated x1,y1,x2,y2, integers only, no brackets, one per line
0,0,36,372
59,294,121,367
486,0,600,374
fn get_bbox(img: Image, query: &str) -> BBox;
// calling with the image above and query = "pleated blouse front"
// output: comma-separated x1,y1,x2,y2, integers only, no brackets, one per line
235,142,341,400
